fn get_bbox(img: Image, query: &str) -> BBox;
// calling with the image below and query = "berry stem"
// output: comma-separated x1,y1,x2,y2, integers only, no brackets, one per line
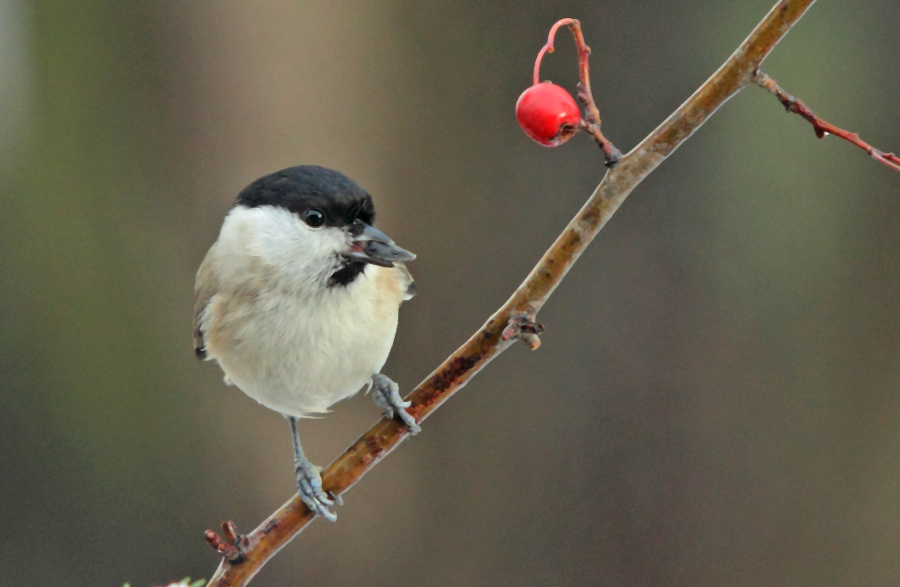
532,18,621,166
532,18,577,85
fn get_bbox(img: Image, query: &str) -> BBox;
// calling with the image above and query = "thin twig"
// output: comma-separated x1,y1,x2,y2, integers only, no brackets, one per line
206,1,818,584
567,21,622,167
755,71,900,172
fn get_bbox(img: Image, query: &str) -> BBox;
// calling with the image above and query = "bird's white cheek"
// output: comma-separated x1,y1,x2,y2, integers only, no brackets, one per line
212,205,350,291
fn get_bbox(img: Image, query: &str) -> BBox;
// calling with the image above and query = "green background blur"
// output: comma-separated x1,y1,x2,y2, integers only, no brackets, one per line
2,1,899,585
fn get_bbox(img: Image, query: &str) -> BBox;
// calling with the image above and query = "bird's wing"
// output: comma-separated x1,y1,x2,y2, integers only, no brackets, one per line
395,262,416,301
193,248,219,359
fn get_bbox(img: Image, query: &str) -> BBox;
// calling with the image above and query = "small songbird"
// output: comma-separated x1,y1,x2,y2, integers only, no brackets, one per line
193,165,419,520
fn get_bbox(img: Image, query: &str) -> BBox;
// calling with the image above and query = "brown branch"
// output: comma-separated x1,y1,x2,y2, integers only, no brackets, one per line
755,71,900,172
206,1,818,584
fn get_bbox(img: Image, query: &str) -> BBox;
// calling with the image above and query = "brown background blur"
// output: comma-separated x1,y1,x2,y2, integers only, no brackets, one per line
2,1,899,585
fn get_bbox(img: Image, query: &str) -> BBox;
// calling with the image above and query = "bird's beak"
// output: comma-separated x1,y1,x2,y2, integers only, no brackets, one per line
346,221,416,268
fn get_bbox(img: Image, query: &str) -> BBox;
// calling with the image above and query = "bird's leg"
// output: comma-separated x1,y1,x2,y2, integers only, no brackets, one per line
370,373,421,434
290,417,337,522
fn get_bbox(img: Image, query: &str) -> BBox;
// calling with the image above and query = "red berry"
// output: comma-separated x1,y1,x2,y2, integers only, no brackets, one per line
515,81,581,147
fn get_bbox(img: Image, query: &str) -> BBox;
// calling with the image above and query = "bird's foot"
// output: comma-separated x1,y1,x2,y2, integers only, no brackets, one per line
295,456,338,522
371,373,421,435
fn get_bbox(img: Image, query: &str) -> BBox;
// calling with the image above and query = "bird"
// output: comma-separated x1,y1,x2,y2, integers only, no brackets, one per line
193,165,419,521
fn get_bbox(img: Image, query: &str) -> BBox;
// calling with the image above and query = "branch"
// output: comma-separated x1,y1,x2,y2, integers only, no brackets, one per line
755,71,900,172
206,1,818,584
568,20,622,167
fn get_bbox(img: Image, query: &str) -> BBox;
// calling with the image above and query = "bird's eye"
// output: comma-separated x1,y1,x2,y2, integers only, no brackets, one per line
302,209,325,228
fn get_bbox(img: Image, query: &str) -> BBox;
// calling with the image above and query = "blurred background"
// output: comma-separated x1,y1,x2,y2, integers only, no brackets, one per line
1,1,899,585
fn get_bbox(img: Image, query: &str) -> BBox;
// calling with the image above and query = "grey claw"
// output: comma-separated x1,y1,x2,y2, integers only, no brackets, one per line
371,373,420,434
296,460,337,522
396,408,421,435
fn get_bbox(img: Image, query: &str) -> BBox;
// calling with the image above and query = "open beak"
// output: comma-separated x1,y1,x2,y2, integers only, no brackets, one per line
345,221,416,268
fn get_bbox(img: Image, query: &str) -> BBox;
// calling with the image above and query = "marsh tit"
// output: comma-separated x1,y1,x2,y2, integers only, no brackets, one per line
193,165,419,521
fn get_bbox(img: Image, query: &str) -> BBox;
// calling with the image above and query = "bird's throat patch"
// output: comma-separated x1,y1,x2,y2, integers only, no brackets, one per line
329,260,367,287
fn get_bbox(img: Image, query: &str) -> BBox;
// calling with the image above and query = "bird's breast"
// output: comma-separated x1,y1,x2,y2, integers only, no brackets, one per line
204,266,405,417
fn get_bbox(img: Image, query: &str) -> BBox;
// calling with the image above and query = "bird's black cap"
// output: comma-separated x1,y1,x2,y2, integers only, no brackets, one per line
235,165,375,228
